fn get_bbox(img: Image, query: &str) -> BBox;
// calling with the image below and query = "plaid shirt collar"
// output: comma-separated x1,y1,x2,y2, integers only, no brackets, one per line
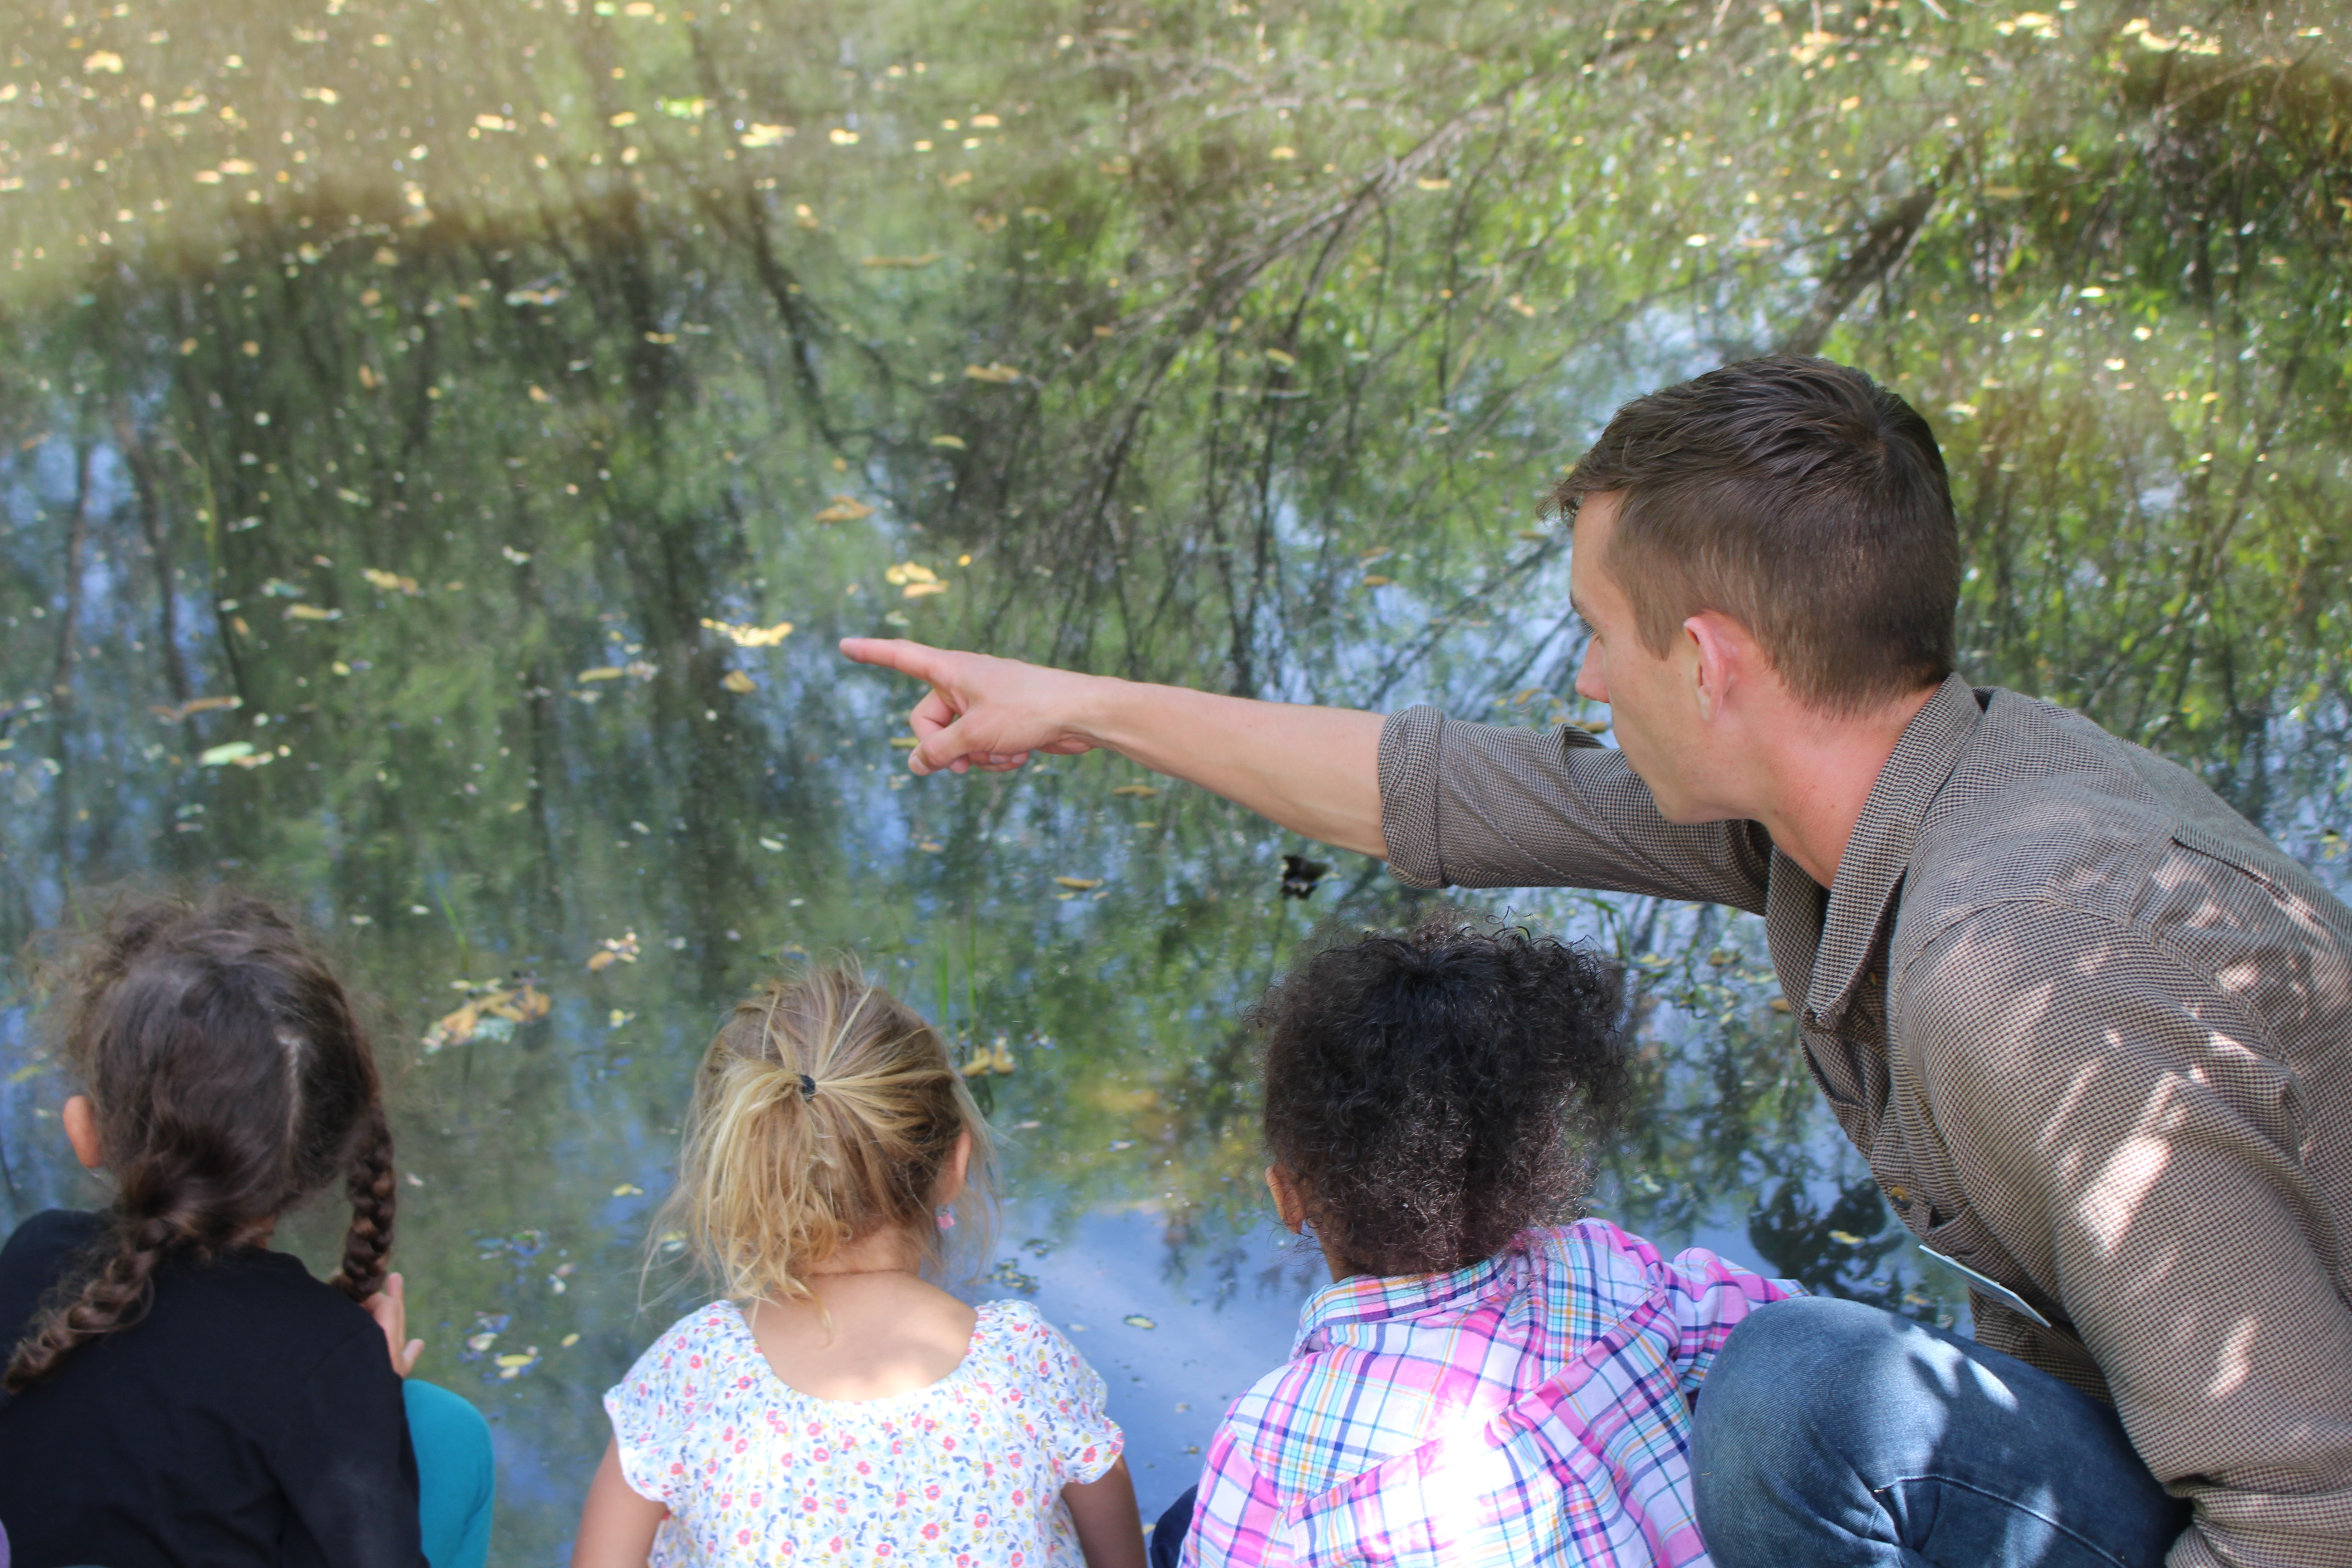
1793,672,1984,1034
1291,1246,1516,1357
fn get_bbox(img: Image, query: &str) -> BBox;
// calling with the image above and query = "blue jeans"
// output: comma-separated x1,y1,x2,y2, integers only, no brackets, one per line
1690,1296,2189,1567
407,1380,495,1568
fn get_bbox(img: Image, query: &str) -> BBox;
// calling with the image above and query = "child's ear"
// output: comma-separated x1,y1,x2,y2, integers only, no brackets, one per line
1264,1165,1308,1234
938,1127,974,1203
62,1095,103,1171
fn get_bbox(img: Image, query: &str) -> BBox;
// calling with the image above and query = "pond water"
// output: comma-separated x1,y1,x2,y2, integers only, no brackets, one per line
2,0,2349,1556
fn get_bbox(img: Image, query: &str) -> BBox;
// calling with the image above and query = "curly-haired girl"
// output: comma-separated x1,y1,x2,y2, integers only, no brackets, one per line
1162,914,1800,1568
574,965,1142,1568
0,892,494,1568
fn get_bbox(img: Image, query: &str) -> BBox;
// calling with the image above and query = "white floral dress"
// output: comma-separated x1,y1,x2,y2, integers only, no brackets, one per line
605,1298,1122,1567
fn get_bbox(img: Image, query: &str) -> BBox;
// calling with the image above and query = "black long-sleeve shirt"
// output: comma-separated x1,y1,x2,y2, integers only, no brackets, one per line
0,1208,425,1568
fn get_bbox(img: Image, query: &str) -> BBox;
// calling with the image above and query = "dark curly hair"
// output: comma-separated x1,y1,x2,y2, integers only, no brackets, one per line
1254,912,1629,1278
6,893,395,1391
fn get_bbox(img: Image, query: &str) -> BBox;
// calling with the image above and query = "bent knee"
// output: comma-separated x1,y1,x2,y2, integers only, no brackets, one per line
1700,1295,1906,1425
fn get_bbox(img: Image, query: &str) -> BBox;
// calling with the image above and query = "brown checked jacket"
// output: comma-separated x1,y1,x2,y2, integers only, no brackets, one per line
1379,673,2352,1568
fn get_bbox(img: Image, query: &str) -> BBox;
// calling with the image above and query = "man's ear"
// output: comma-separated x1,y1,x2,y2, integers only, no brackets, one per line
62,1095,103,1171
1682,610,1753,723
1264,1165,1308,1234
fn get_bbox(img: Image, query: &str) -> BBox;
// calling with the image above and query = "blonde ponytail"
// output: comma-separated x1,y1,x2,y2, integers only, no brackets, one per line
654,965,992,1307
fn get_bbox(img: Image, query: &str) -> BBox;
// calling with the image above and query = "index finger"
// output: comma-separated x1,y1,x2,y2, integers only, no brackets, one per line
839,637,948,685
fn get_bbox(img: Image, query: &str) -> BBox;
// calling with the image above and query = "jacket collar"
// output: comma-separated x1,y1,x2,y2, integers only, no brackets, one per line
1801,673,1982,1030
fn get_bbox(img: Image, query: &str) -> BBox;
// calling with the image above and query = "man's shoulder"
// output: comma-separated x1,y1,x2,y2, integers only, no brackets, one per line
1894,688,2352,1006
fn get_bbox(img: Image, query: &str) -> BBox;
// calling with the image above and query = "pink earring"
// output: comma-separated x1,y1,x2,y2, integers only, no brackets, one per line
935,1204,957,1231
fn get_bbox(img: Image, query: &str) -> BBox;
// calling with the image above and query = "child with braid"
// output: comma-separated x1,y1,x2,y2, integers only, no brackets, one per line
0,894,495,1568
573,965,1143,1568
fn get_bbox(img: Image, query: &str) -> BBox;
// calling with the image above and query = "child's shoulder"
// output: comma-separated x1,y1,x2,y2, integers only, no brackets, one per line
1520,1220,1801,1307
621,1300,753,1379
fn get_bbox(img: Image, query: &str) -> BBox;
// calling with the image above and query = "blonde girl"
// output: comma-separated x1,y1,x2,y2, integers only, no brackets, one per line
573,966,1144,1568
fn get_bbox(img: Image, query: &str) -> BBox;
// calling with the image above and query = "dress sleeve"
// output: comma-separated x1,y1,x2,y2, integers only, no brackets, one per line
1378,707,1775,910
1000,1304,1123,1487
265,1321,428,1568
603,1308,720,1507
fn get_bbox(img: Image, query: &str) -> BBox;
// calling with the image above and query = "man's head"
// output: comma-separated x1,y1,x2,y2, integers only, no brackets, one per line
1560,355,1960,718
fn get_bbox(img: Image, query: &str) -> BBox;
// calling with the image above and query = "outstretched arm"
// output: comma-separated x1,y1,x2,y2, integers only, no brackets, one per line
839,639,1387,859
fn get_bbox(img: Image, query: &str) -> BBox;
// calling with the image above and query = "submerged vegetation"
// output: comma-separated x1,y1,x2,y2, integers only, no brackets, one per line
2,0,2348,1546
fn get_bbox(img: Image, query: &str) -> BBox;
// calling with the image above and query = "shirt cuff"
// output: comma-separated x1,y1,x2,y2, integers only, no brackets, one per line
1377,706,1447,889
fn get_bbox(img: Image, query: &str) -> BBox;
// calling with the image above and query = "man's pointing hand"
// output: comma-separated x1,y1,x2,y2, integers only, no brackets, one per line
839,637,1103,775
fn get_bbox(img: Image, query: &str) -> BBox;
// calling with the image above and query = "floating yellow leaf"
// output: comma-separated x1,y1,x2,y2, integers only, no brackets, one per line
218,158,255,176
740,123,792,147
83,50,125,73
284,603,341,621
1269,146,1296,160
959,1037,1017,1077
1111,784,1158,798
1123,1314,1157,1329
578,666,625,682
612,1184,642,1196
1054,876,1102,890
588,931,642,970
970,113,1002,127
928,434,967,450
963,363,1021,384
1362,574,1393,587
151,694,241,723
828,127,859,145
301,86,340,104
198,741,256,767
942,170,974,188
702,617,794,646
1828,1230,1866,1246
528,384,553,403
889,736,921,748
813,495,876,524
608,110,638,127
361,568,420,595
1415,176,1452,190
721,670,757,694
860,253,939,269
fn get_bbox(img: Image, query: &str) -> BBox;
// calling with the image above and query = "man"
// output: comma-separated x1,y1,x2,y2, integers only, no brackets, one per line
842,355,2352,1568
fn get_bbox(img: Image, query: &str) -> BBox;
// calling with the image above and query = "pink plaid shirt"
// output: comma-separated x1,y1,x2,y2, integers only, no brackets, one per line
1181,1220,1800,1568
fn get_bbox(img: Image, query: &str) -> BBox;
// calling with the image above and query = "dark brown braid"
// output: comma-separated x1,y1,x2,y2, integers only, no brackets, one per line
5,893,397,1391
329,1103,397,1303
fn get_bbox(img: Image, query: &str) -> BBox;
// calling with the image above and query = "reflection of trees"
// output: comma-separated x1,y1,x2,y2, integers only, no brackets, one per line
0,0,2346,1548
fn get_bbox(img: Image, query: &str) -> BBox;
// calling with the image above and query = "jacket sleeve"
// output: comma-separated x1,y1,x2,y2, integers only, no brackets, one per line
1377,707,1775,911
267,1321,429,1568
1901,903,2352,1568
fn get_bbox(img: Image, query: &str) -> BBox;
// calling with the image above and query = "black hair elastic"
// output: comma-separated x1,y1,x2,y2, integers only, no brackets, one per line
798,1073,817,1101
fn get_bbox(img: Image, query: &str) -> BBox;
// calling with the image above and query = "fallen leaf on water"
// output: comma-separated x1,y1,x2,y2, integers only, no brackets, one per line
903,582,948,599
1111,784,1158,798
721,671,757,694
588,931,642,970
884,562,940,588
85,50,126,73
813,494,875,524
1769,996,1793,1014
963,362,1022,384
1264,348,1297,368
152,694,241,723
889,737,921,749
421,1003,479,1054
740,123,792,147
1828,1230,1866,1246
959,1038,1018,1077
284,603,341,621
1415,176,1452,190
608,110,638,127
528,384,554,403
859,253,940,269
1362,574,1392,587
828,127,859,145
198,741,257,766
578,666,625,683
701,617,794,646
1123,1314,1157,1329
612,1183,643,1196
928,434,966,450
561,1332,581,1348
362,568,420,595
1054,876,1102,890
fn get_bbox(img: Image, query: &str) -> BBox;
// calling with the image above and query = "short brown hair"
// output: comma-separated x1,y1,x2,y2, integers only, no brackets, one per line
1556,355,1960,715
